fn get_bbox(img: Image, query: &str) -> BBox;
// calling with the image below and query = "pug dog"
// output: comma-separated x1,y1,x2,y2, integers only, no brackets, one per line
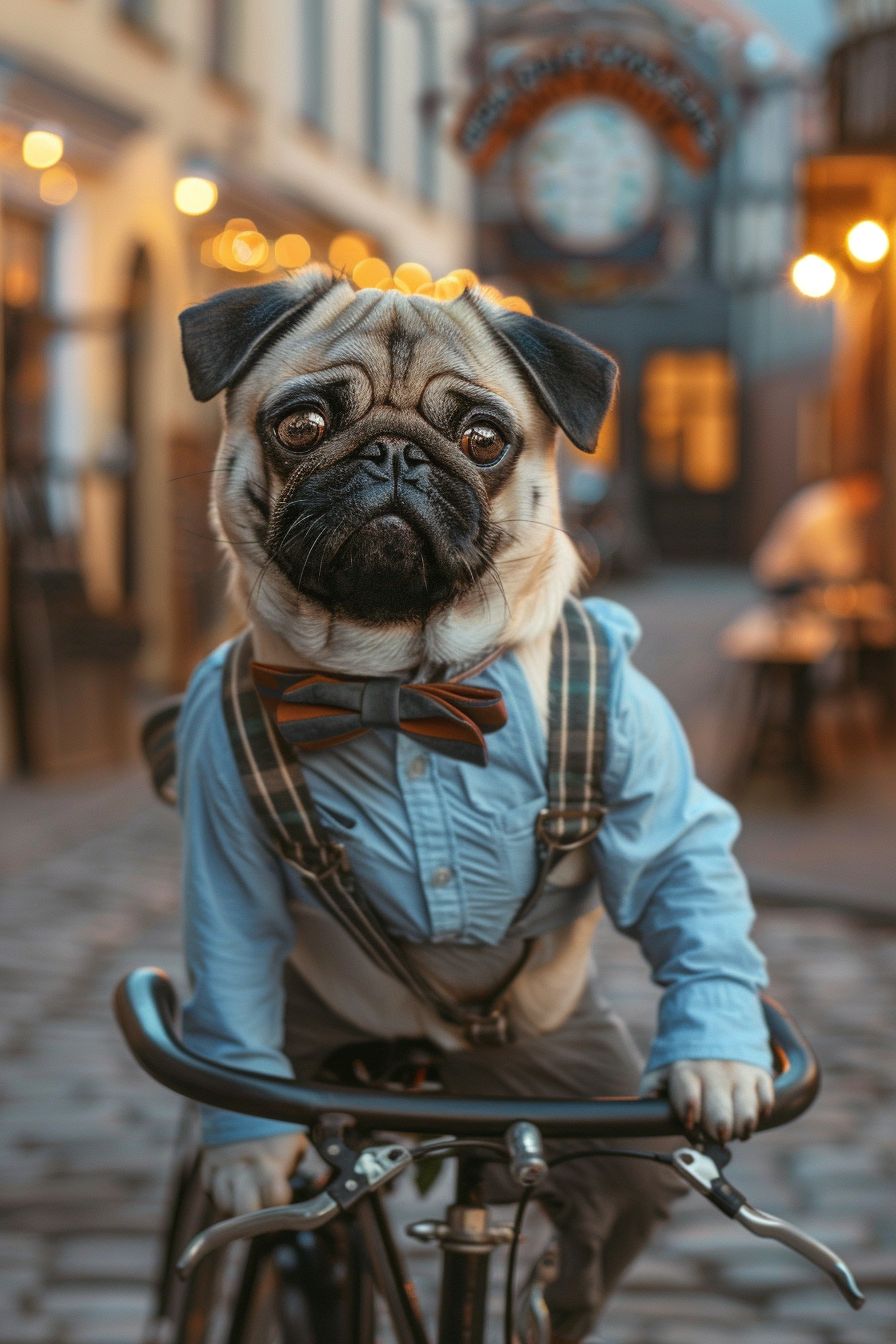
178,266,774,1218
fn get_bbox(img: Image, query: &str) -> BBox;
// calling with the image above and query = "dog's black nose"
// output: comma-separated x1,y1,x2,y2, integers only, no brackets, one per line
357,438,429,483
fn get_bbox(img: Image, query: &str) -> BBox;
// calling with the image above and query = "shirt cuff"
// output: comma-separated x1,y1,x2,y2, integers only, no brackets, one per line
644,976,774,1075
200,1105,307,1147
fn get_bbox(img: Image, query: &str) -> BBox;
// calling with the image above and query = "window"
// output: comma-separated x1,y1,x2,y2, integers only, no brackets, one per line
559,374,619,471
364,0,385,169
209,0,241,83
414,5,439,203
118,0,157,29
301,0,327,129
641,351,738,493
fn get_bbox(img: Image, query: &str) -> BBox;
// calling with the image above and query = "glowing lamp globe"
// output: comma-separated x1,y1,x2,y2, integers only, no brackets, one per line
846,220,890,268
174,176,218,217
791,254,836,300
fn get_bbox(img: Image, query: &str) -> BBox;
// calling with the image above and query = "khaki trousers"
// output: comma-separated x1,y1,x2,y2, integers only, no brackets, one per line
283,964,685,1340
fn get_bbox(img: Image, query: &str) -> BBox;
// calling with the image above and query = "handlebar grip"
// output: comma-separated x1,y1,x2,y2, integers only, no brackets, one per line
114,968,820,1138
505,1121,548,1186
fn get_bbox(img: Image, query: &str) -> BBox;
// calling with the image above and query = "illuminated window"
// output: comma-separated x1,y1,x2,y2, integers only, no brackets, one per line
209,0,241,83
558,370,619,469
301,0,327,129
414,6,439,203
365,0,385,170
119,0,156,29
641,351,738,493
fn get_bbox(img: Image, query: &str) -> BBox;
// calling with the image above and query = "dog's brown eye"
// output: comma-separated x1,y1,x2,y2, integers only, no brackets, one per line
274,408,327,451
460,422,507,465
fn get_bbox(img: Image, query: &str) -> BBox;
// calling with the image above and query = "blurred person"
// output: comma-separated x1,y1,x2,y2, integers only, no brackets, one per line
752,470,883,596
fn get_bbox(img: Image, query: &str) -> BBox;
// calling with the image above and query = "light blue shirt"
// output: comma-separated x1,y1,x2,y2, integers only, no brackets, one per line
177,597,772,1145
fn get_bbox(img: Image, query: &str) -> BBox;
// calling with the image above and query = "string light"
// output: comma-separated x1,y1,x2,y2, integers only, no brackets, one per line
329,232,371,273
39,163,78,205
231,231,269,268
274,234,311,269
23,129,64,169
196,219,532,311
352,256,392,289
174,176,218,216
393,261,432,293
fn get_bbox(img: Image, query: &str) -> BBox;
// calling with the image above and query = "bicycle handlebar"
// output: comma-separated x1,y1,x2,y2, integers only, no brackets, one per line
114,967,820,1138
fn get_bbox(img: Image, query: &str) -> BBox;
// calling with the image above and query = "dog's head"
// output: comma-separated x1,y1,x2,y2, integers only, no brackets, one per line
180,267,616,670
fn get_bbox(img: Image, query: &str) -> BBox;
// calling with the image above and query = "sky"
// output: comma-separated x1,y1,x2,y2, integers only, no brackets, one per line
738,0,837,60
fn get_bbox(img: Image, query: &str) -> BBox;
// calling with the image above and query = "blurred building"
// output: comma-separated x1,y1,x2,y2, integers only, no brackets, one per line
457,0,834,564
800,0,896,584
0,0,472,775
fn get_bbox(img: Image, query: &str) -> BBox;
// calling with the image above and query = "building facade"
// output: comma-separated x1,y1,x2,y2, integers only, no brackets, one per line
0,0,472,775
457,0,834,564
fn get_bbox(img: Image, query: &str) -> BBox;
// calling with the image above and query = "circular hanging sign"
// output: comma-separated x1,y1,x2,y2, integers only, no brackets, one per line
456,40,722,175
516,97,663,253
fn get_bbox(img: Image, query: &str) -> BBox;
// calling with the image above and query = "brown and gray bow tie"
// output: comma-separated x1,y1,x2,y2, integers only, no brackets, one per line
251,659,508,766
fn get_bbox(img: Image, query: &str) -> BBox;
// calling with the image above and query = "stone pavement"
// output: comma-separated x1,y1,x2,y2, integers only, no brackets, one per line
1,766,895,1343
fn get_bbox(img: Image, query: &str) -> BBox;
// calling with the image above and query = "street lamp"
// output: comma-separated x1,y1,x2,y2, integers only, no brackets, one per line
790,219,893,298
791,253,837,299
845,219,890,268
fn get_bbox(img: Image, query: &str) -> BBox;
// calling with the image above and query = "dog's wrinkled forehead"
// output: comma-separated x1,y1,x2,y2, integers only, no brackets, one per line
180,269,618,454
230,285,533,425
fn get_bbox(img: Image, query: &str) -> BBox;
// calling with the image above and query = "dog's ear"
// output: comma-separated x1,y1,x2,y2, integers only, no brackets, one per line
179,267,337,402
474,302,618,453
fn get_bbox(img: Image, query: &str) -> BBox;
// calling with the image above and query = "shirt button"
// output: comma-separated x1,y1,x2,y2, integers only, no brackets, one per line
406,755,428,780
431,866,454,888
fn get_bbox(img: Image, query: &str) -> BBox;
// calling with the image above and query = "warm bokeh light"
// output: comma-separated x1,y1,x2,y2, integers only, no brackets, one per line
274,234,311,269
199,236,222,268
791,253,836,299
39,163,78,205
22,129,64,169
212,229,241,268
329,232,371,274
352,256,392,289
448,267,478,288
433,275,464,301
225,217,255,232
173,175,218,216
393,261,432,292
501,294,534,314
231,230,268,268
845,219,890,268
3,261,39,306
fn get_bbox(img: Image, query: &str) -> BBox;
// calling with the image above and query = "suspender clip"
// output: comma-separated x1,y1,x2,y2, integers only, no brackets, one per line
465,1006,513,1047
290,842,349,882
535,805,606,852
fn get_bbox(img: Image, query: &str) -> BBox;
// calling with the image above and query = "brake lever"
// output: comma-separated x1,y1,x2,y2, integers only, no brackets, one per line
176,1142,412,1279
671,1148,865,1311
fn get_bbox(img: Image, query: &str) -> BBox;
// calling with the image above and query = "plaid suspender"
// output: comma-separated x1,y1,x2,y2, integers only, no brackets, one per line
142,597,611,1043
539,597,608,850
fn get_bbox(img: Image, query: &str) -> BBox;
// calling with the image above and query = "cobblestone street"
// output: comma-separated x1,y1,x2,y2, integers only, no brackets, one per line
1,761,895,1344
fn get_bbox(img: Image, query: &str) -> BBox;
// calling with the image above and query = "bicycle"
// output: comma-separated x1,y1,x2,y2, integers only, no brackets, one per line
115,966,866,1344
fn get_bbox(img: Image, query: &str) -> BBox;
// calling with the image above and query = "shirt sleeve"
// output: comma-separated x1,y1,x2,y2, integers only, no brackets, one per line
586,599,773,1077
177,649,303,1146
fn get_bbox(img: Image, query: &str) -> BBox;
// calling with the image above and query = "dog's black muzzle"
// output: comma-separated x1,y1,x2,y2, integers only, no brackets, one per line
270,439,488,622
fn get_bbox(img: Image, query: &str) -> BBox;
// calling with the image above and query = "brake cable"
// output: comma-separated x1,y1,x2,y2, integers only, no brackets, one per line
502,1145,675,1344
